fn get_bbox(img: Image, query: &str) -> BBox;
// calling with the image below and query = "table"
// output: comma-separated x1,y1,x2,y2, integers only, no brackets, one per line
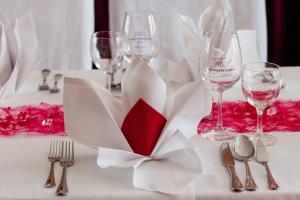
0,68,300,199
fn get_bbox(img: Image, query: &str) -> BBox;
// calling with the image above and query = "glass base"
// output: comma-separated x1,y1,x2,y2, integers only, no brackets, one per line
202,127,237,141
250,134,277,146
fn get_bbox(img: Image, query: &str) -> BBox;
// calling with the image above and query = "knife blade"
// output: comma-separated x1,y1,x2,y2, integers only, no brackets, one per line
221,143,244,192
256,139,279,190
256,139,269,162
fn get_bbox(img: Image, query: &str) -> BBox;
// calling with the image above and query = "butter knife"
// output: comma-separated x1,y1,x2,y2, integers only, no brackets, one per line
221,143,244,192
256,139,279,190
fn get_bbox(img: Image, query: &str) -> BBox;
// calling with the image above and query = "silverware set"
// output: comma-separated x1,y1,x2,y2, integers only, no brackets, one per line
39,69,63,93
45,140,74,196
221,135,279,192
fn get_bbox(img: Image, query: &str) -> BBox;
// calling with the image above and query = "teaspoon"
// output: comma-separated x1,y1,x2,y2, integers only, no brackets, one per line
233,135,258,191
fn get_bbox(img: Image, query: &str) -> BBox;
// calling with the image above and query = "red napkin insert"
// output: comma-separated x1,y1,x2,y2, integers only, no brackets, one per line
121,99,167,156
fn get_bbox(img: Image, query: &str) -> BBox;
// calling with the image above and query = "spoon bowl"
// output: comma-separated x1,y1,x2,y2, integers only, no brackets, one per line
233,135,255,160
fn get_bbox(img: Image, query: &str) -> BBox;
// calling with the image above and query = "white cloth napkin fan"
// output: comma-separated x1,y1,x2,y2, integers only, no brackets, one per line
159,0,234,84
64,60,212,194
0,11,43,98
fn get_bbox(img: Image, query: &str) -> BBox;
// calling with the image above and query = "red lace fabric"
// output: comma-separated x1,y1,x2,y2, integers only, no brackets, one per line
198,100,300,133
3,100,299,137
0,103,65,137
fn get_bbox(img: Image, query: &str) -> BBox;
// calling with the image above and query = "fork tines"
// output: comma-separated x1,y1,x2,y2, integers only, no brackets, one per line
60,141,75,166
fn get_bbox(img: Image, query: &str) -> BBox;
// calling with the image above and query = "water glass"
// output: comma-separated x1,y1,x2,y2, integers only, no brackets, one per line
90,31,123,91
242,62,281,146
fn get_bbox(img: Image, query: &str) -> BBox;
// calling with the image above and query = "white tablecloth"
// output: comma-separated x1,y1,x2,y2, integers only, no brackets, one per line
0,67,300,199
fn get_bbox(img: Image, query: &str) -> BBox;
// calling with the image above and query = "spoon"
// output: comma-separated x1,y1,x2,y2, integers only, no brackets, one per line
233,135,258,191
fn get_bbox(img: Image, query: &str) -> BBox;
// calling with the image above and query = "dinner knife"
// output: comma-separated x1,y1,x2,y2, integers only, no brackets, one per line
221,143,244,192
256,139,279,190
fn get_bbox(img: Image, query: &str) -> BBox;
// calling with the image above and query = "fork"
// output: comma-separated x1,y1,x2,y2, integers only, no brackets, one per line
45,140,62,188
56,141,74,196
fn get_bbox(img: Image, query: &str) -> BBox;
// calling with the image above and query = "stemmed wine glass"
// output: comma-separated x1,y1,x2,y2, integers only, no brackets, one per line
201,30,242,141
242,62,281,146
90,31,123,92
122,10,159,63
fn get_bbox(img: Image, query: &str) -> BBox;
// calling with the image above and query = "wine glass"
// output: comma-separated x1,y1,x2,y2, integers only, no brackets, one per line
122,10,159,63
242,62,281,146
90,31,123,92
201,30,242,141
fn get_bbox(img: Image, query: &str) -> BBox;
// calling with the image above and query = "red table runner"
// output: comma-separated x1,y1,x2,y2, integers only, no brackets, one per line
2,100,300,137
198,100,300,133
0,103,65,136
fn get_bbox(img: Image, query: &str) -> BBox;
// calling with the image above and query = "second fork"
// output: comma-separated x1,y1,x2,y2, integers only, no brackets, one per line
56,141,74,196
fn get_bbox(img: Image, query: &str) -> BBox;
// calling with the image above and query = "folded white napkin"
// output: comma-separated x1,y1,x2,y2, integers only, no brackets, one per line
64,60,212,194
0,12,43,98
237,29,261,65
159,0,234,84
0,22,12,86
158,58,195,85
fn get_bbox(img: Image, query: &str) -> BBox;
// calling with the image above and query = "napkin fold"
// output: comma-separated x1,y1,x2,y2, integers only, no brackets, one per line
64,60,212,194
0,23,12,86
158,58,194,85
158,0,234,84
0,12,43,98
165,0,234,84
236,29,261,65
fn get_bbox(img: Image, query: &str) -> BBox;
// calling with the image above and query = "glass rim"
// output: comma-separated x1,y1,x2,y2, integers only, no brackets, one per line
124,10,155,16
92,31,122,39
204,30,238,38
243,61,280,72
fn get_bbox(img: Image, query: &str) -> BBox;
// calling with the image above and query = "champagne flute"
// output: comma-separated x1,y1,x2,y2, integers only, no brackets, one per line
122,10,159,63
201,30,242,141
242,62,281,146
90,31,123,92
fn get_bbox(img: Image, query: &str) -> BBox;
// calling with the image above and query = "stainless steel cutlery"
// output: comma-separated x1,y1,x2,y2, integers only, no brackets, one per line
256,139,279,190
221,142,244,192
56,141,75,196
45,140,62,188
233,135,258,191
45,140,74,195
221,136,279,192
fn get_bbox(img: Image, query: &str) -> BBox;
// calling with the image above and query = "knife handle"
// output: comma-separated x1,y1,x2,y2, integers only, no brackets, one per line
228,166,244,192
264,162,279,190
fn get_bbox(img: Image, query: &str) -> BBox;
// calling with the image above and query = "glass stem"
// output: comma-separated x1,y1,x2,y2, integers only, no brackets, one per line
256,108,264,136
105,72,111,92
110,72,114,86
110,65,115,86
216,90,224,129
